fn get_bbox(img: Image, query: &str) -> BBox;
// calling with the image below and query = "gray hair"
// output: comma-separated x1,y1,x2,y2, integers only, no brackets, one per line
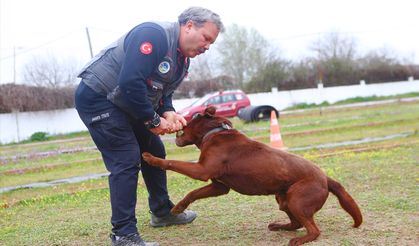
178,7,224,33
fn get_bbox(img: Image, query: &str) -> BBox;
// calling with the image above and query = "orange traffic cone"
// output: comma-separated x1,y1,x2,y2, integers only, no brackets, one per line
270,110,287,150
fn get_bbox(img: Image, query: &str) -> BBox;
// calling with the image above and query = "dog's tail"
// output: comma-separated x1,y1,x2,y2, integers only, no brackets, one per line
327,177,363,227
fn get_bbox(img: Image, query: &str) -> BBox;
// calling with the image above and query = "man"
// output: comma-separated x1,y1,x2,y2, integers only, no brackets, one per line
74,7,224,246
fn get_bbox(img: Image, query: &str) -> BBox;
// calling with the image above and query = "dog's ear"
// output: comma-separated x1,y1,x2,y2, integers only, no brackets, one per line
205,106,216,116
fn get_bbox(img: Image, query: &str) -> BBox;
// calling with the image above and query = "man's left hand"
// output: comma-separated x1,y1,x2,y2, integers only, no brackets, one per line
162,111,187,133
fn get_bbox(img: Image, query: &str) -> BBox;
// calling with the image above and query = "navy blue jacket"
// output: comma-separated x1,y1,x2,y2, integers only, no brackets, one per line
78,22,189,122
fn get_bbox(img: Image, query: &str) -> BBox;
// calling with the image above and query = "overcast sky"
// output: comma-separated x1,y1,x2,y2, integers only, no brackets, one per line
1,0,418,84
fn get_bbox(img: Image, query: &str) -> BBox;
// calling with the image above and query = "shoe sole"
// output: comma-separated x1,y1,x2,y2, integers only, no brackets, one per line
150,215,197,228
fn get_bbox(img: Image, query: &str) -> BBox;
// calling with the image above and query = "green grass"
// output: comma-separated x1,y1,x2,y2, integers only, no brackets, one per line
284,91,419,110
0,151,101,172
0,99,418,245
333,92,419,104
1,131,91,146
0,137,95,157
1,145,417,245
0,158,106,187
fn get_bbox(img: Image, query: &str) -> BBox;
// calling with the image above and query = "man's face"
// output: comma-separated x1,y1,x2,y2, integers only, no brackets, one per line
180,21,220,58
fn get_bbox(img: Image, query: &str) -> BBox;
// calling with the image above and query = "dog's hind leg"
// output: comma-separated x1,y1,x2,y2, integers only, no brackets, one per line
268,194,302,231
286,181,328,246
288,216,320,246
171,180,230,214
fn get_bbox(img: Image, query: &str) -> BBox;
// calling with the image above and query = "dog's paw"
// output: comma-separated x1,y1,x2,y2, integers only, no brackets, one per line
142,152,154,162
142,152,167,169
269,222,301,231
142,152,159,165
289,237,305,246
268,222,281,231
170,204,186,215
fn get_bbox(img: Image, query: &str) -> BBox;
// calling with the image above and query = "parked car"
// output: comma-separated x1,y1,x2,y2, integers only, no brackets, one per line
178,90,251,122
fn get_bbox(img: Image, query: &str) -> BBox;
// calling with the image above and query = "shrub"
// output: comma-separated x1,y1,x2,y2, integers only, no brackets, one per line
30,132,49,142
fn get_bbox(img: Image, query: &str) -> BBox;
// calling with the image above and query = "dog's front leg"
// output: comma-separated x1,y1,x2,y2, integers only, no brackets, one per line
142,152,216,181
172,180,230,214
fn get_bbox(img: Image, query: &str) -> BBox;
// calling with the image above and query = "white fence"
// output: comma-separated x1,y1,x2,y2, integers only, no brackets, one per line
1,79,418,144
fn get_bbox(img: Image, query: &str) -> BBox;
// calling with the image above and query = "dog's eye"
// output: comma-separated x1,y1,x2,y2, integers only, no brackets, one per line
176,130,184,137
192,114,201,120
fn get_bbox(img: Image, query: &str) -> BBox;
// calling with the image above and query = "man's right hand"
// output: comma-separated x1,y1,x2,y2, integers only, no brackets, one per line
149,117,172,135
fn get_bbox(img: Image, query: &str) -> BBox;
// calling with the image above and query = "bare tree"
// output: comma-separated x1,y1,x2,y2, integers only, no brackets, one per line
216,24,275,88
23,53,80,88
188,53,216,81
310,32,359,85
311,31,357,60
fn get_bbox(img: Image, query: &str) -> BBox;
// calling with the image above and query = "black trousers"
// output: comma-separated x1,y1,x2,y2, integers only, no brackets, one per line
75,85,174,236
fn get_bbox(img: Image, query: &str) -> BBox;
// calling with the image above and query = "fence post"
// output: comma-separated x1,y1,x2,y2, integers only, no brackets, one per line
12,109,20,142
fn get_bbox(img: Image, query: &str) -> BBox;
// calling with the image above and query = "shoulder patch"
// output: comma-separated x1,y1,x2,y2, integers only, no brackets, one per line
139,42,153,55
158,61,171,74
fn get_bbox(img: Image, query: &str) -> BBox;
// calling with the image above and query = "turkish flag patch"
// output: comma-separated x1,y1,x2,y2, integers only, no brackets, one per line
139,42,153,55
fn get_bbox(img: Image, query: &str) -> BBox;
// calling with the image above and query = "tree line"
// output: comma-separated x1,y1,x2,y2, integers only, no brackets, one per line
0,84,74,113
177,26,418,97
1,24,418,113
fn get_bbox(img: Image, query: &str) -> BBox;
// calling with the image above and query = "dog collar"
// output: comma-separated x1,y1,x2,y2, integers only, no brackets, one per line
202,123,232,142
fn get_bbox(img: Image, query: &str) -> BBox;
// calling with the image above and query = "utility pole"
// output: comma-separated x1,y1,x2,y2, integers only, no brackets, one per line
85,27,94,58
13,46,16,83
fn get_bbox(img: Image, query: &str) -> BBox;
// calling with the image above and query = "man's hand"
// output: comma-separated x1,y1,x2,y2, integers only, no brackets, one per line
163,111,187,133
149,117,172,135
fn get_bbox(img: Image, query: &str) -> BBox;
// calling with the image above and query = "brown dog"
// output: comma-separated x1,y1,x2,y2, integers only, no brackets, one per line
142,106,362,245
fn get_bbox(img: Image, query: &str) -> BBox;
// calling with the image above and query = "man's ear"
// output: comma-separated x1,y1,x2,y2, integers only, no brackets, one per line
205,106,216,116
185,20,194,32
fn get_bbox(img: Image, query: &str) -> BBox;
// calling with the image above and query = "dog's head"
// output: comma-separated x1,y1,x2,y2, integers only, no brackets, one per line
176,106,233,148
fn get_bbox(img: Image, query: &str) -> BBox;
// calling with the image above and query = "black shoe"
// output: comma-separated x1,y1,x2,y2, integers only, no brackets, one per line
150,210,197,227
110,232,159,246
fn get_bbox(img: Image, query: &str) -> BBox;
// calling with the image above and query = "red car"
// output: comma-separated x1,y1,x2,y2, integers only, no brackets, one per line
178,90,251,122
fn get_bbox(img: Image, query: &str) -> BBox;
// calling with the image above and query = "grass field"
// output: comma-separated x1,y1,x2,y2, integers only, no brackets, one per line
1,99,418,245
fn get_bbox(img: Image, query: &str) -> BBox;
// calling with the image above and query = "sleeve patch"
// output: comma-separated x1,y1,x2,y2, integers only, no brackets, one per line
139,42,153,55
